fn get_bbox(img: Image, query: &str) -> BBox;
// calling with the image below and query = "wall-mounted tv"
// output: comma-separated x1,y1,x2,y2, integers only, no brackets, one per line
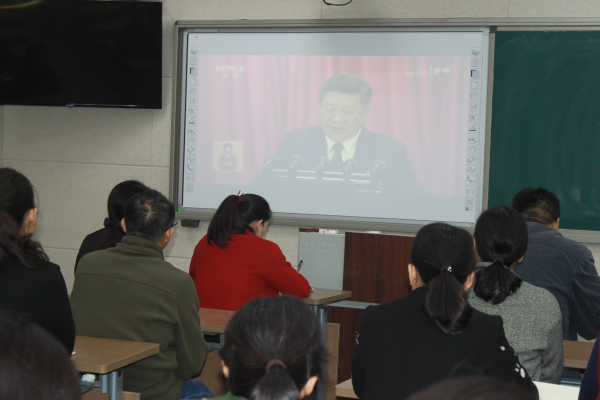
0,0,162,109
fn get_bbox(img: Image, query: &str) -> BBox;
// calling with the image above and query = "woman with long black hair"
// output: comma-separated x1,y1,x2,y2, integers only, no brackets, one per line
189,193,310,311
0,168,75,353
351,222,537,400
469,206,563,383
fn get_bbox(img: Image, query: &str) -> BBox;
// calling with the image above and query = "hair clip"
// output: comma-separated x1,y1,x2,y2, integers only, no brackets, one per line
442,266,452,273
236,190,244,203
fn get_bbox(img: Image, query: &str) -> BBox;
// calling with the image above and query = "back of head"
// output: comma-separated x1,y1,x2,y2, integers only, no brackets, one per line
319,74,373,107
94,180,149,251
411,223,475,334
219,296,326,400
207,193,272,248
0,168,48,268
511,188,560,226
473,206,527,304
0,310,80,400
409,377,536,400
124,189,175,242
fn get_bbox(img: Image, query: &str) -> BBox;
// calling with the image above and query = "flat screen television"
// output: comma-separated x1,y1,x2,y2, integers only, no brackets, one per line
0,0,162,109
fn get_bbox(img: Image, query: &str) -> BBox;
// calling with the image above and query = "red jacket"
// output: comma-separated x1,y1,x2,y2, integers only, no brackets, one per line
189,230,311,311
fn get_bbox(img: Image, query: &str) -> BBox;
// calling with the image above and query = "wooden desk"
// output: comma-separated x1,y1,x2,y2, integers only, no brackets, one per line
72,336,159,400
301,288,352,306
564,340,594,369
199,308,236,334
334,379,579,400
301,288,352,343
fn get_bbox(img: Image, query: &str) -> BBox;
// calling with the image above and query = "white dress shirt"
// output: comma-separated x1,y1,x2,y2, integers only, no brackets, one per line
325,129,362,163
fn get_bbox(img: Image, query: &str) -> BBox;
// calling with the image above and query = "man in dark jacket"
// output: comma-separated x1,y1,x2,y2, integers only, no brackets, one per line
71,189,210,400
513,188,600,377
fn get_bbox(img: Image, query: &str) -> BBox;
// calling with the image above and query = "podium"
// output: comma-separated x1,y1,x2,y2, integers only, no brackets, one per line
307,230,415,383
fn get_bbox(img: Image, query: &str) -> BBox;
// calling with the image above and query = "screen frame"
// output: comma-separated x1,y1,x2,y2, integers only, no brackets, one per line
170,18,600,234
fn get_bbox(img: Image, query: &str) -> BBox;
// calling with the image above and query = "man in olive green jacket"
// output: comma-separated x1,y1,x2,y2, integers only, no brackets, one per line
71,190,210,400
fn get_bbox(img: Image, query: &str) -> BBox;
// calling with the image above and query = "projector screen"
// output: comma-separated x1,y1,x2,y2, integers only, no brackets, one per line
174,25,490,227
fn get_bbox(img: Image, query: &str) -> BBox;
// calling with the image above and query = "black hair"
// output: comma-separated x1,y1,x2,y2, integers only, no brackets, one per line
219,296,326,400
0,168,48,269
0,310,80,400
411,223,475,334
319,74,373,107
473,206,526,305
409,377,536,400
93,180,149,252
511,188,560,226
206,193,272,248
123,189,175,242
223,143,233,151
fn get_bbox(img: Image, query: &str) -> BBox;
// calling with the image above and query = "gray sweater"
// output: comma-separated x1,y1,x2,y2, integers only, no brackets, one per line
468,263,563,383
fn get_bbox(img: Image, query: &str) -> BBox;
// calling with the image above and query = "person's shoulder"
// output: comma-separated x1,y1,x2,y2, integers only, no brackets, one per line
471,308,504,330
520,282,561,314
0,257,62,288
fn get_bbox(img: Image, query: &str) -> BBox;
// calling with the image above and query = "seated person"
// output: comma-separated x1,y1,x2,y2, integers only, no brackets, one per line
70,189,211,400
75,180,148,271
269,74,423,193
219,143,237,170
512,188,600,342
469,206,563,383
0,168,75,353
0,310,80,400
215,295,325,400
512,188,600,378
189,193,311,311
351,222,537,400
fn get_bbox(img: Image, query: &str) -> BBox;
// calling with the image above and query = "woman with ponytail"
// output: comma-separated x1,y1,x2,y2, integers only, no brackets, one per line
470,206,563,383
0,168,75,353
351,222,537,400
189,193,310,311
75,180,148,271
214,296,325,400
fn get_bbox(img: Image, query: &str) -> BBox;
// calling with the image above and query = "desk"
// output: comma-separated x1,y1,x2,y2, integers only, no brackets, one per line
72,336,159,400
564,340,594,369
301,288,352,341
335,379,579,400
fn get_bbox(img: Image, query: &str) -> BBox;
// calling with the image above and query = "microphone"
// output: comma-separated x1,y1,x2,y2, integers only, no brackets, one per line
262,154,279,170
288,155,303,171
371,160,386,173
344,158,358,173
316,156,330,173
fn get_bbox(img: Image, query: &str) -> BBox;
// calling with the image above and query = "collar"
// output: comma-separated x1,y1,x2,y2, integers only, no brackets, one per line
325,128,362,161
524,218,550,227
119,234,165,259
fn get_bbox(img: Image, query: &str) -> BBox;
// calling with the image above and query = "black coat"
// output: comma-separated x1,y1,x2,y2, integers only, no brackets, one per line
351,287,538,400
0,256,75,353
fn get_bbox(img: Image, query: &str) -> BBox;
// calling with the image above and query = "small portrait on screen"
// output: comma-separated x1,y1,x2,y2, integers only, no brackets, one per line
213,141,243,172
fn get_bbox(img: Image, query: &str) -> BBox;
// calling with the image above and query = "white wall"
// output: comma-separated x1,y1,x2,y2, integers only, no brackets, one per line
3,0,600,292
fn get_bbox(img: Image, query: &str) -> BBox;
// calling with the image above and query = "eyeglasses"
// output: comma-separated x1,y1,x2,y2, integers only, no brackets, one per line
165,221,178,231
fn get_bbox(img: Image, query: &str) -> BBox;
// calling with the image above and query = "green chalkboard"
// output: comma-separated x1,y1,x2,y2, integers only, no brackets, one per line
489,31,600,230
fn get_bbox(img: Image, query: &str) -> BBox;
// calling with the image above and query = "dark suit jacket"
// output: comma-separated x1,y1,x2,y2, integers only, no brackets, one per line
274,126,424,194
351,287,538,400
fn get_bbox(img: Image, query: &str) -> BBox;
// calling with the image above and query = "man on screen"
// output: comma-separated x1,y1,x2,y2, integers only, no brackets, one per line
272,74,423,193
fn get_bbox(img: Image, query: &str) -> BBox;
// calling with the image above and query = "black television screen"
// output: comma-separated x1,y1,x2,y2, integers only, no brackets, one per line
0,0,162,109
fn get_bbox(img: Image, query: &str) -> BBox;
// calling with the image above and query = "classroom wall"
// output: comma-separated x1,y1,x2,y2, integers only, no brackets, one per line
3,0,600,292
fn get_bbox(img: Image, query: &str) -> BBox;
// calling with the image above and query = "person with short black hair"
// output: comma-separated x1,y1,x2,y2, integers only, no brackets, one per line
0,310,80,400
189,193,310,311
469,206,563,383
215,295,326,400
219,143,238,170
270,74,422,191
75,180,149,271
0,167,75,354
351,223,537,400
71,189,211,400
512,188,600,346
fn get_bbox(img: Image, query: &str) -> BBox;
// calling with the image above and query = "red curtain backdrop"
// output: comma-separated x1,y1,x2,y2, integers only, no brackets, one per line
194,55,471,197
